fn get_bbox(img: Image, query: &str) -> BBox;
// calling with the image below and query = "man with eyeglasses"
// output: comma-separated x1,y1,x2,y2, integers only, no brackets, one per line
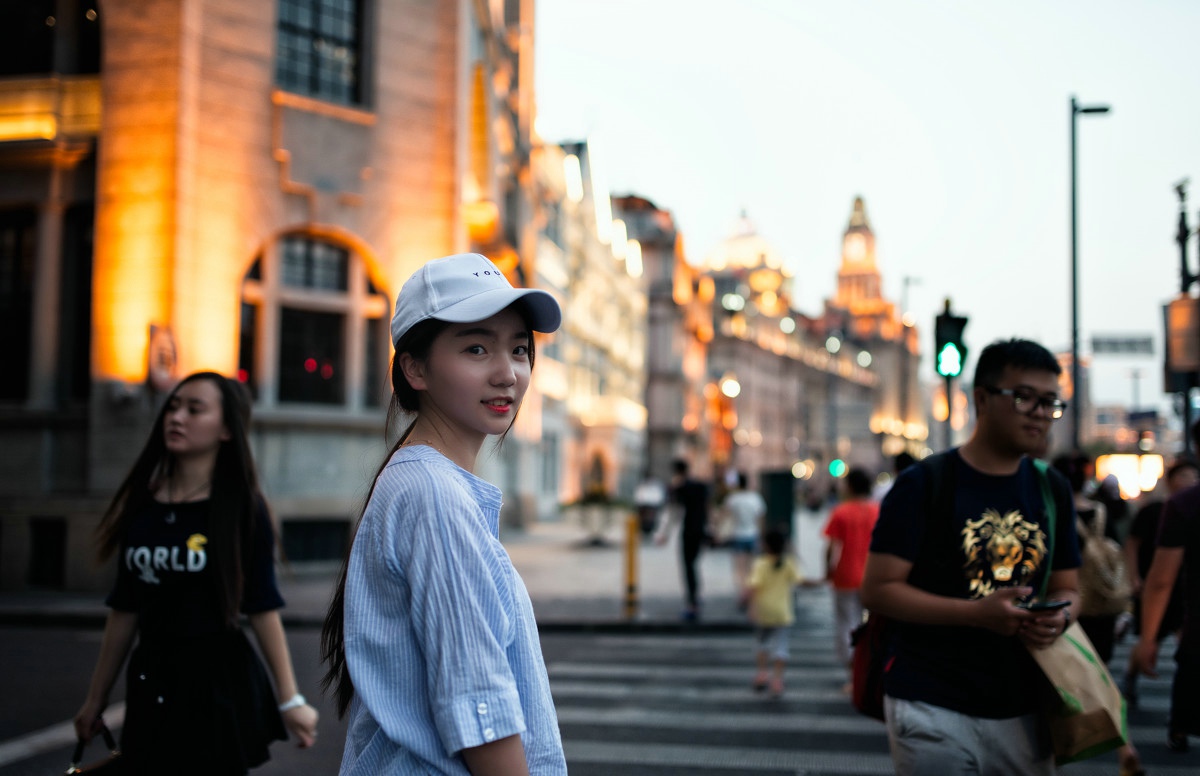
861,339,1083,775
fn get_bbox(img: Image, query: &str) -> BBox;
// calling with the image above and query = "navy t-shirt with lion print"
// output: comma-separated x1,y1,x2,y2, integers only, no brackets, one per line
870,449,1081,718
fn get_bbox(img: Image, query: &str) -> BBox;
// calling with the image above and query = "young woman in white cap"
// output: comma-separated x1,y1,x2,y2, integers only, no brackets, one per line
322,253,567,775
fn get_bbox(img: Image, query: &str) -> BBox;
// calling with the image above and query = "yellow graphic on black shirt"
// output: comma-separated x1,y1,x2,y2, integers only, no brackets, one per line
126,532,208,585
961,509,1046,598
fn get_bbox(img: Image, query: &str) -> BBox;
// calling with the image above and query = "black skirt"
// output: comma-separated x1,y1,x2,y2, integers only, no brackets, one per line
120,629,287,775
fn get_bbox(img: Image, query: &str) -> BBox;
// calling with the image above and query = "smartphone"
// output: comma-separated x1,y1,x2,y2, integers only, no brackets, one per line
1019,599,1070,612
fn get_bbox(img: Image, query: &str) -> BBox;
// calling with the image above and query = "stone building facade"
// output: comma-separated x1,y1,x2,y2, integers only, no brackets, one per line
0,0,548,590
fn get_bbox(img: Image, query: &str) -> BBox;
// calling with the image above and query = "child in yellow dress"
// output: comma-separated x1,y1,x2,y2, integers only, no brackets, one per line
743,527,803,697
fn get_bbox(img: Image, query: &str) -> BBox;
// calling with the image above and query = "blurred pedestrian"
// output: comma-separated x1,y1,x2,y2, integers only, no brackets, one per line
655,457,712,621
1122,458,1199,706
742,527,803,697
1089,464,1129,542
721,471,767,602
1052,451,1143,775
1051,452,1129,663
861,338,1082,775
74,371,318,775
633,470,667,536
823,467,879,691
871,451,916,502
1132,423,1200,755
320,253,567,774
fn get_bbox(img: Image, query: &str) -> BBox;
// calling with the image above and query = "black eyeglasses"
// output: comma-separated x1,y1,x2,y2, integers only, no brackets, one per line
983,386,1067,419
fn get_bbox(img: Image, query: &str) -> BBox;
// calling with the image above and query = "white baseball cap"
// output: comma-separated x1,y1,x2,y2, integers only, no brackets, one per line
390,253,561,346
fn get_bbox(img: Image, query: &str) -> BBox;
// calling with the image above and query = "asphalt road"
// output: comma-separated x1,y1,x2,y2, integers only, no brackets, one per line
0,625,346,776
3,606,1199,775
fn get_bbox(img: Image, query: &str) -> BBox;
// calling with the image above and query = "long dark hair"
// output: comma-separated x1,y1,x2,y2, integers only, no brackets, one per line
321,309,538,717
95,371,266,626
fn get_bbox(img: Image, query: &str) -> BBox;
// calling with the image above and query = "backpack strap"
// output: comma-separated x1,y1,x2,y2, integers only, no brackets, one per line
907,451,956,591
1031,458,1056,600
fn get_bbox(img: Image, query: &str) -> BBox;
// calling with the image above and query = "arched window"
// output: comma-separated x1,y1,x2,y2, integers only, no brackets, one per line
238,234,389,409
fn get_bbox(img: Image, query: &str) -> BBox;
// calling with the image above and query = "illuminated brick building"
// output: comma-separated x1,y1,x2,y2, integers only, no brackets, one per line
0,0,547,590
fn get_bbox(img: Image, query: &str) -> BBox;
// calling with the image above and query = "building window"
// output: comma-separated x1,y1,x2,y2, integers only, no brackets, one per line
542,433,560,496
276,0,364,105
278,307,345,404
0,2,101,77
0,208,37,402
59,203,94,404
239,234,389,409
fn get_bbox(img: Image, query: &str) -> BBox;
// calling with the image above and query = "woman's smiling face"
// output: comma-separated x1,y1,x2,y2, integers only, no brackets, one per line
408,306,532,442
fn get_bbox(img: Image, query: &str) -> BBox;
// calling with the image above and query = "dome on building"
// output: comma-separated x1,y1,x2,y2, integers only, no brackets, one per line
704,210,785,272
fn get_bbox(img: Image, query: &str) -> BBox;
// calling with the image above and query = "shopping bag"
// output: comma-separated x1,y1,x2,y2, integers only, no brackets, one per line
1027,620,1128,764
850,612,891,721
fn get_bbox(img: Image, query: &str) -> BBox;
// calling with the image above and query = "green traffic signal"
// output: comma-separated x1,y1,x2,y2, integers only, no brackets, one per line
936,342,963,378
934,304,968,379
829,459,847,478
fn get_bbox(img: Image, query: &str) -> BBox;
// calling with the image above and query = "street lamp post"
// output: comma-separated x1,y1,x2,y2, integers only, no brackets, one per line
1070,95,1111,450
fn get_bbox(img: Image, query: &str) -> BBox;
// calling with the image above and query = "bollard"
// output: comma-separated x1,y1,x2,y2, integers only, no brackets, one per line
623,512,639,620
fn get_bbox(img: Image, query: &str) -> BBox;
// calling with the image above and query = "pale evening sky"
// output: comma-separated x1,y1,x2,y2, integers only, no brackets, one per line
533,0,1200,421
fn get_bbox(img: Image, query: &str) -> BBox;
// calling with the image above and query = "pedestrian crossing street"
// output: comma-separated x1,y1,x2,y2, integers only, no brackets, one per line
540,594,1200,775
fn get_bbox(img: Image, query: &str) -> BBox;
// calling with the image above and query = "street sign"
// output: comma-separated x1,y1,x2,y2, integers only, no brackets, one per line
1128,409,1159,427
1091,335,1154,355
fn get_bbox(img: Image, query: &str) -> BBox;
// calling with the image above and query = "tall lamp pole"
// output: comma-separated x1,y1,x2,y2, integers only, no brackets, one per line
1070,95,1111,450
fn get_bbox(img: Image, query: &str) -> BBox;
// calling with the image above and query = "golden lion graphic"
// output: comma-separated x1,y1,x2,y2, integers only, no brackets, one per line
961,509,1046,598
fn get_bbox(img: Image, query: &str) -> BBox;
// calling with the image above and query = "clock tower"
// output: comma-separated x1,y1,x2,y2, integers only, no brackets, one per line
821,195,923,459
831,196,896,340
836,196,882,306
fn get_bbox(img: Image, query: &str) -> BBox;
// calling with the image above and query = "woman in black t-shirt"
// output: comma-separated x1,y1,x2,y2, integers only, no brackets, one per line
73,372,318,774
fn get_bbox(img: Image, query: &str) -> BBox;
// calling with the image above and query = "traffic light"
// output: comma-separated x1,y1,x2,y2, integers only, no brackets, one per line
1138,429,1155,452
934,306,968,378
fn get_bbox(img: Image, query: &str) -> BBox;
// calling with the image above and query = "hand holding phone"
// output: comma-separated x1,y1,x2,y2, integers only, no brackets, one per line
1018,599,1069,612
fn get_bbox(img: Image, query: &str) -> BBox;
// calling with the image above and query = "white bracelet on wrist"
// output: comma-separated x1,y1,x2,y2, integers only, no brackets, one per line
278,693,306,712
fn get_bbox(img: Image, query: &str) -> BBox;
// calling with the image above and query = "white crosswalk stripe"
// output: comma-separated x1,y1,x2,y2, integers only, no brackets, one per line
542,605,1199,775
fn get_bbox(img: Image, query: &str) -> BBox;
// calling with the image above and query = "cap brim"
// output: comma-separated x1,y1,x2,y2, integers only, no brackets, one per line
433,287,561,333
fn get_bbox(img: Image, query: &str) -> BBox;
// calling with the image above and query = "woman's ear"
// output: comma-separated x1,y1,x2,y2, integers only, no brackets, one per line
398,352,428,392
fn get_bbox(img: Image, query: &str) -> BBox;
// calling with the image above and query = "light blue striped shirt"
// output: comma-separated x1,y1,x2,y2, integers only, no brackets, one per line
339,446,567,775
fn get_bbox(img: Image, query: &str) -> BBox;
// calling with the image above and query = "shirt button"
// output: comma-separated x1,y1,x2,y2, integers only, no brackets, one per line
138,674,145,681
476,702,488,715
483,728,496,742
156,696,164,704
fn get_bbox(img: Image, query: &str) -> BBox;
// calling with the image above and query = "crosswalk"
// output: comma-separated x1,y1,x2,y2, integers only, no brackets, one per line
541,590,1200,775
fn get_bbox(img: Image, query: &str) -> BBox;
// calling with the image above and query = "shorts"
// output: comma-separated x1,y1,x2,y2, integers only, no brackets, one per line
728,537,756,554
755,626,790,661
884,696,1054,776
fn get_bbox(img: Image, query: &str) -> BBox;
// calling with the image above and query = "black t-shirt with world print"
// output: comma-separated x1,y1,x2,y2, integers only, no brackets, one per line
870,450,1082,718
107,498,284,640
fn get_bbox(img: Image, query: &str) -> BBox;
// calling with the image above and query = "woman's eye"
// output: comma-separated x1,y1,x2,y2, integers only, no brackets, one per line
466,344,486,355
514,345,529,356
